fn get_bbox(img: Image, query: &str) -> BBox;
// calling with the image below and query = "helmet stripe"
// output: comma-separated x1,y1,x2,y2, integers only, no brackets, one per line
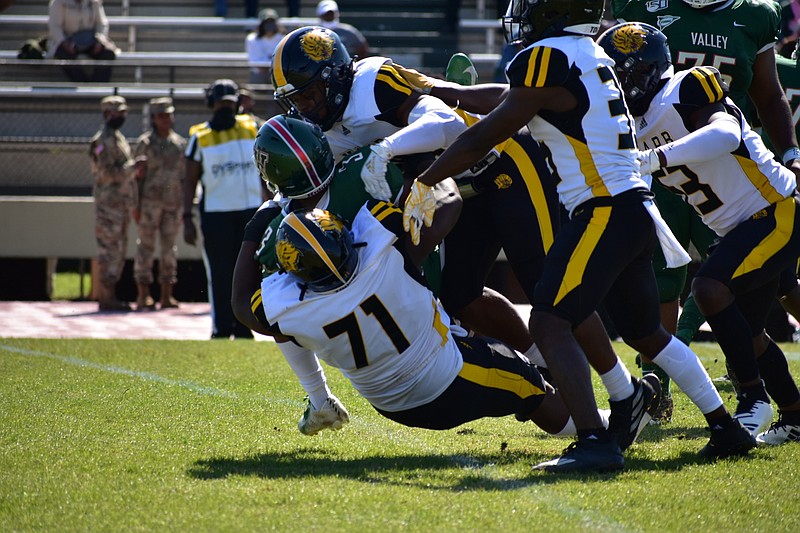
266,119,323,188
284,213,347,285
272,37,288,88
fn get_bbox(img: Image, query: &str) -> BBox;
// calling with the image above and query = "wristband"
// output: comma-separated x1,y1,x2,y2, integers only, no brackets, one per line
782,147,800,165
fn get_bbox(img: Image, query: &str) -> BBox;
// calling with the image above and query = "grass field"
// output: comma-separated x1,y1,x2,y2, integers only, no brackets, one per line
1,338,798,532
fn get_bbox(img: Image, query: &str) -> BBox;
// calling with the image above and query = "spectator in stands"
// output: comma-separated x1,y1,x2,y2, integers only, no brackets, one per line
316,0,370,58
48,0,119,83
132,97,187,311
238,87,266,128
215,0,259,18
89,96,145,312
183,79,265,339
245,8,285,86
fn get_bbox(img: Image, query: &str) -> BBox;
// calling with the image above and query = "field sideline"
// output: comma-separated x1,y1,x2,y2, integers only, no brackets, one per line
1,337,799,532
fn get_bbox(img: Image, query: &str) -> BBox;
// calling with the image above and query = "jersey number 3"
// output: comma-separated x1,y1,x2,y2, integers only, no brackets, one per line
323,294,410,368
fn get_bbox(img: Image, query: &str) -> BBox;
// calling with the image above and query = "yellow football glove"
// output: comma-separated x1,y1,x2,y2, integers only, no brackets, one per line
393,63,437,95
403,180,437,246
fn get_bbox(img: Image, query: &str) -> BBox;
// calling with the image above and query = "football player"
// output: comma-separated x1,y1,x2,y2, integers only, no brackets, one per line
259,205,612,439
612,0,800,407
270,25,558,367
231,114,410,337
600,22,800,445
403,0,754,472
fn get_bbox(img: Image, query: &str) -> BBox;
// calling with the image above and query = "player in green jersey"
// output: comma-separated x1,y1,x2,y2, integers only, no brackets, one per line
231,114,454,335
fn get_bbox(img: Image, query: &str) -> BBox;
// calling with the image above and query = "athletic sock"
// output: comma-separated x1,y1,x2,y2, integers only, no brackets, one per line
523,343,548,368
600,360,634,401
758,340,800,408
704,303,760,383
651,336,723,414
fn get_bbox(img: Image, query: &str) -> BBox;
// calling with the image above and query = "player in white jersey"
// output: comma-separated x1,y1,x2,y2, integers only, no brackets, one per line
258,204,610,438
600,22,800,446
403,0,754,472
270,25,558,369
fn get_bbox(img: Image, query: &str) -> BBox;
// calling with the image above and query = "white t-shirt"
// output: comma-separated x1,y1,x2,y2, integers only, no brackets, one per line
245,32,284,72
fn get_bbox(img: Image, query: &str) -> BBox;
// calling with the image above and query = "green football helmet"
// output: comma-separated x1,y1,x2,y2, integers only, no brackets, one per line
253,114,335,199
276,208,359,293
502,0,604,46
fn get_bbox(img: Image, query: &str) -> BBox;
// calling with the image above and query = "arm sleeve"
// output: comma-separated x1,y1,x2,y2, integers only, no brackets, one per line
660,113,742,167
277,340,332,409
381,95,467,156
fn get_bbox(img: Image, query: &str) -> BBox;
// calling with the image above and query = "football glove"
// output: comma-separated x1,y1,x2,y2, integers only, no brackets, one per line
403,180,436,246
298,395,350,436
637,149,663,176
393,63,437,94
361,140,393,201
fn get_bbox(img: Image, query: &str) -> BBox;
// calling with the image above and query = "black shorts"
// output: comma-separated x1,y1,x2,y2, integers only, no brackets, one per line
375,335,547,430
439,132,560,311
533,189,661,340
696,196,800,296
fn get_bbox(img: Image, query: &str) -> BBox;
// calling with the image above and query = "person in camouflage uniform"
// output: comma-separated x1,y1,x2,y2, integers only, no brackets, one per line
89,95,145,312
132,97,187,311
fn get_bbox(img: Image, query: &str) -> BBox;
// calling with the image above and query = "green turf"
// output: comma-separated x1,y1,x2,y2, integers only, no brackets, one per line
1,338,798,532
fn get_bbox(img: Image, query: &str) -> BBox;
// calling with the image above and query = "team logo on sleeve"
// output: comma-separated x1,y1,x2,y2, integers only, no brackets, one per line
612,24,647,54
300,29,334,62
276,238,301,273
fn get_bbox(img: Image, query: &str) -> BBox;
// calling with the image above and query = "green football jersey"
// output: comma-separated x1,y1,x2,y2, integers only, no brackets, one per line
256,146,405,276
612,0,781,117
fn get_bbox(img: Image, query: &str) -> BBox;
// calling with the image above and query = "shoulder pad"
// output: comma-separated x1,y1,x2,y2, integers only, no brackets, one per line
506,46,571,89
365,199,404,236
680,67,729,107
374,63,415,126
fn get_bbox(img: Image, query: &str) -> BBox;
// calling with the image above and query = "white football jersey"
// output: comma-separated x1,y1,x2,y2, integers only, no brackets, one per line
325,56,410,159
636,67,796,236
506,36,647,215
261,202,462,412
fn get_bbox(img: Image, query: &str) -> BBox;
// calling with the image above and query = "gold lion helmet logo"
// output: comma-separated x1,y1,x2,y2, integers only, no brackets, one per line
612,24,647,55
313,209,345,232
300,29,334,62
276,238,301,273
494,174,512,190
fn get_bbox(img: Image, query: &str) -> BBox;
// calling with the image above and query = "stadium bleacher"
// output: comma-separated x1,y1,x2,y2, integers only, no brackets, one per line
0,0,505,299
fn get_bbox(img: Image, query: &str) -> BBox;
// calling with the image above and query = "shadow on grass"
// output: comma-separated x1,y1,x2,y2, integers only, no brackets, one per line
186,436,749,489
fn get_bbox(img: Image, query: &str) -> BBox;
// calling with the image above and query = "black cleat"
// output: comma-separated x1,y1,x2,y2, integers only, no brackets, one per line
608,374,660,451
533,437,624,473
698,418,757,460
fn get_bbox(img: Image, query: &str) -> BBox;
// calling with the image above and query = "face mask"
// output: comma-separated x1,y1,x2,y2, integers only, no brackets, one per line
261,21,278,34
319,19,339,29
209,106,237,131
107,116,125,129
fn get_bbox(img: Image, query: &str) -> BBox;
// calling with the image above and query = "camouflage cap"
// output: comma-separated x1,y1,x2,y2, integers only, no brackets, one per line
149,97,175,114
100,95,128,112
